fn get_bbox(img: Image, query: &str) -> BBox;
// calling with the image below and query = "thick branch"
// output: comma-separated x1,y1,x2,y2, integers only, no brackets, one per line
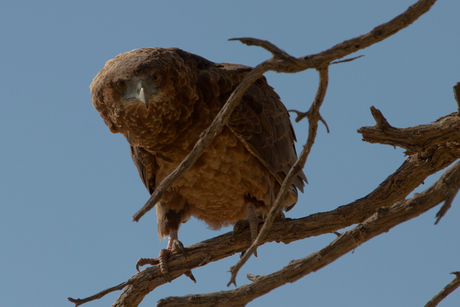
425,272,460,307
71,133,460,306
70,1,441,306
159,161,460,306
358,107,460,155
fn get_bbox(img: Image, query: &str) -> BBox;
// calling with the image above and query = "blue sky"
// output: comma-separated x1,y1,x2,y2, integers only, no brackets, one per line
1,1,459,306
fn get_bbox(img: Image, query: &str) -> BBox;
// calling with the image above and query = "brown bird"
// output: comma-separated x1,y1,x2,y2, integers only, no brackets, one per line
90,48,306,281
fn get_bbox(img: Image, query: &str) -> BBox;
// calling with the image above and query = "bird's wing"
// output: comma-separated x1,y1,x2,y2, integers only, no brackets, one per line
168,50,307,194
226,75,307,193
130,145,156,194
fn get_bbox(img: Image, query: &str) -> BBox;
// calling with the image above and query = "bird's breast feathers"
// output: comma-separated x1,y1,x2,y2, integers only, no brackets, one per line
155,127,275,229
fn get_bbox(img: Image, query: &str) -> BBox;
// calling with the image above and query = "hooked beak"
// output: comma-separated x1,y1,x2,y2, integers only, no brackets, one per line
121,79,156,108
136,81,150,108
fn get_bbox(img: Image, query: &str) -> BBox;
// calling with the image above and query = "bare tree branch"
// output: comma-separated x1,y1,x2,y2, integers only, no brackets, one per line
70,1,445,306
228,37,292,60
297,0,436,67
133,0,437,222
69,109,460,306
158,161,460,307
425,272,460,307
68,282,128,306
358,107,460,155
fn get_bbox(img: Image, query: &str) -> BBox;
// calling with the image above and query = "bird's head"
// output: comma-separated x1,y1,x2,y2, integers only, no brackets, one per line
90,48,199,147
112,73,161,109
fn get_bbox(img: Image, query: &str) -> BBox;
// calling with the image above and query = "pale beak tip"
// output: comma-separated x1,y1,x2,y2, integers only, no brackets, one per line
138,87,149,108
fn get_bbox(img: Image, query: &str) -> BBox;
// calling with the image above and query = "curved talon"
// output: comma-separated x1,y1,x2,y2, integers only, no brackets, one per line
233,220,248,241
136,257,160,272
233,219,249,237
136,235,185,282
184,270,196,283
163,272,172,282
276,211,286,221
172,240,185,254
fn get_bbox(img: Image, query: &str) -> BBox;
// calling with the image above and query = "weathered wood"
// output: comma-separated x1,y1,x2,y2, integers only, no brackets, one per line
158,162,460,306
358,107,460,155
69,1,455,306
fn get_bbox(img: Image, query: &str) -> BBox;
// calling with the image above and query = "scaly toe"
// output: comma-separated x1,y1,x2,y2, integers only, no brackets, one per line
136,257,160,272
233,219,250,240
171,240,185,254
159,249,172,282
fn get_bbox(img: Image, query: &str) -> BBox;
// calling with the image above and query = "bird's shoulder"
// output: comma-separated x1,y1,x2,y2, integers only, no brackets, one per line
180,53,306,191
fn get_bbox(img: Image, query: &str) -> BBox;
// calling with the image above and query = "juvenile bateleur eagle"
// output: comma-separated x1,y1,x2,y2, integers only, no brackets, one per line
90,48,307,281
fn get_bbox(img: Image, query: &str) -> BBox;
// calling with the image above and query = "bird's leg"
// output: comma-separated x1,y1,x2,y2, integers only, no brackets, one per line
233,202,263,256
136,231,195,283
158,231,181,282
246,203,260,243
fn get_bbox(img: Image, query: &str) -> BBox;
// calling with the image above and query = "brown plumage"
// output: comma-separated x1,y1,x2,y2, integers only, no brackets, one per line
90,48,306,277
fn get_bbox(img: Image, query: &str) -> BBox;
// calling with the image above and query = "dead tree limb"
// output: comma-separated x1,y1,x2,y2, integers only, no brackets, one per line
227,66,329,287
131,0,438,292
69,108,460,306
425,272,460,307
158,161,460,307
358,107,460,156
133,0,437,222
70,1,444,306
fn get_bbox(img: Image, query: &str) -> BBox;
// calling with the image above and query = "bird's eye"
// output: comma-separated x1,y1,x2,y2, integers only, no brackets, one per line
115,81,127,91
152,74,161,84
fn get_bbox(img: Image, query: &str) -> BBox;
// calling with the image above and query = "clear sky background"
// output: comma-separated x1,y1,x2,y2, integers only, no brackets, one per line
1,1,459,306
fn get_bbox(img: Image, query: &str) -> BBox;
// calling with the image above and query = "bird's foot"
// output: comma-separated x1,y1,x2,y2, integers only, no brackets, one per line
136,249,172,280
233,218,263,257
233,203,264,257
233,217,263,242
233,203,287,257
135,239,195,283
136,257,160,271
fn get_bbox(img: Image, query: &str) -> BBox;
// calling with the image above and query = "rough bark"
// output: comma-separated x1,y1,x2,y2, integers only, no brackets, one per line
132,0,438,223
358,107,460,156
425,272,460,307
159,161,460,307
69,108,460,306
67,1,460,306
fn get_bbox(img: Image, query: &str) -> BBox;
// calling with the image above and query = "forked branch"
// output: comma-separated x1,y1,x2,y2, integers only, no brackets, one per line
70,1,443,306
159,161,460,306
69,109,460,307
358,107,460,155
133,0,438,222
228,67,329,286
